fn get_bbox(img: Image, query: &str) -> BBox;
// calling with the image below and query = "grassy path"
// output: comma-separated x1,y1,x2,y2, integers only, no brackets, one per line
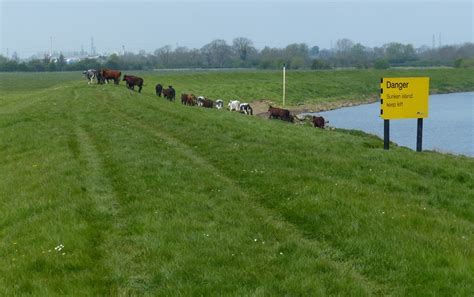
110,89,393,293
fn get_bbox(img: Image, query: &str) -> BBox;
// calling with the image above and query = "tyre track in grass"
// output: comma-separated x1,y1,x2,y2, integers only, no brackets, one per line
0,84,73,114
72,126,123,294
101,91,389,296
68,88,146,295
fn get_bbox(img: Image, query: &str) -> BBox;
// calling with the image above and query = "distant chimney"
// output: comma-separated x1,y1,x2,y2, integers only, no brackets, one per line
91,37,95,55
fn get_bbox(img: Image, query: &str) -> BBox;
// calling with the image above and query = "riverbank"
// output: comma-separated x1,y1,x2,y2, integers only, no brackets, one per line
250,96,379,116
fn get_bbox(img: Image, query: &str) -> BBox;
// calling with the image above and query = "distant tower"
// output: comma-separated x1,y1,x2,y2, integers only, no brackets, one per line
91,37,95,56
81,44,84,56
432,34,435,49
122,45,125,56
439,33,441,48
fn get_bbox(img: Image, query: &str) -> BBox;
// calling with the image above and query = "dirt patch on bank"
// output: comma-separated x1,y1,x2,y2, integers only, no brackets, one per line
251,97,378,118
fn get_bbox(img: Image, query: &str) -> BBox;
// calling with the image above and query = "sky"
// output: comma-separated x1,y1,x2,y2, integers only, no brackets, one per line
1,0,473,58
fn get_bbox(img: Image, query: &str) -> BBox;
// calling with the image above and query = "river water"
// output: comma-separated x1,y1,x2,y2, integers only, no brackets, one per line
312,92,473,157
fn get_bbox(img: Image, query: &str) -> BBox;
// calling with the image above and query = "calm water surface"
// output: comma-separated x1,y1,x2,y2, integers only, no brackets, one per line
313,92,473,157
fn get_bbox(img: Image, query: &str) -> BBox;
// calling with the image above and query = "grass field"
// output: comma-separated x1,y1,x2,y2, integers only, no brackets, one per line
0,69,473,296
2,68,472,106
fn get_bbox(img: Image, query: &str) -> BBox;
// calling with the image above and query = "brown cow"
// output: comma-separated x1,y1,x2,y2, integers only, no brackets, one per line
181,93,188,104
312,116,326,129
268,105,292,122
100,68,121,84
181,94,197,106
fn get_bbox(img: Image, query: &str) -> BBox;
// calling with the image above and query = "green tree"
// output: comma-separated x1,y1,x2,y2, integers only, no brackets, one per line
335,38,354,67
154,45,172,68
384,42,416,64
351,43,368,68
309,46,320,58
57,53,66,71
105,54,120,69
311,59,332,69
233,37,255,62
285,43,310,68
291,57,305,69
201,39,232,68
374,59,390,69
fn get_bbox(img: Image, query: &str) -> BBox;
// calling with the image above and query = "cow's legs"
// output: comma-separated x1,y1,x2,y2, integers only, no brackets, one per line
88,73,95,85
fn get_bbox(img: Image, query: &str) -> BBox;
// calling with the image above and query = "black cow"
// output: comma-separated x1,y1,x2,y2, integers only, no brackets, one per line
163,86,176,101
155,84,163,97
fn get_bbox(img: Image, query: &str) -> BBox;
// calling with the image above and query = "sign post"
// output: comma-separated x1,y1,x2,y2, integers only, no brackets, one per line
283,63,286,106
416,118,423,152
380,77,429,151
384,120,390,150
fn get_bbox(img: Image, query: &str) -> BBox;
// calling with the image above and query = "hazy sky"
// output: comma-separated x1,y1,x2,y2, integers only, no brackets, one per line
1,0,473,58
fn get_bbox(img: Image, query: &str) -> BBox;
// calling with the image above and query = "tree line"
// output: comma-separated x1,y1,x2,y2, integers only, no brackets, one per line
1,38,473,72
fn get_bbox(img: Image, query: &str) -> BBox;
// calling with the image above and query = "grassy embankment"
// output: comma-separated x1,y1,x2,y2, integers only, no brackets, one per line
0,69,473,296
141,68,474,110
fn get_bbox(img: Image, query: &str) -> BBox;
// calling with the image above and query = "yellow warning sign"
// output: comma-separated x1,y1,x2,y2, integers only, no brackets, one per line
380,77,429,119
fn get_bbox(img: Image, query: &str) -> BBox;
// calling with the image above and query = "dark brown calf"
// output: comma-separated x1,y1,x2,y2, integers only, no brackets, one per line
268,106,292,122
202,99,214,108
123,75,144,93
312,116,325,129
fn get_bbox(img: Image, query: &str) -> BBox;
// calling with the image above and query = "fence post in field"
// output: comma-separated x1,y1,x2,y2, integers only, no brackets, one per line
283,64,286,106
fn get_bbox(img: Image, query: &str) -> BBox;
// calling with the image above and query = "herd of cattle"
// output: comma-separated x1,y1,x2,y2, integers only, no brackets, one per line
83,69,326,128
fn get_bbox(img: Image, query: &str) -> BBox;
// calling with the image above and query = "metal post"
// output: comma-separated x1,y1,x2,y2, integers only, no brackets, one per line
416,118,423,152
283,64,286,106
384,119,390,150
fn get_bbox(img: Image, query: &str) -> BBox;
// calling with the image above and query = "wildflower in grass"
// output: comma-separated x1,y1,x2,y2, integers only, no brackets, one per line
54,244,64,252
